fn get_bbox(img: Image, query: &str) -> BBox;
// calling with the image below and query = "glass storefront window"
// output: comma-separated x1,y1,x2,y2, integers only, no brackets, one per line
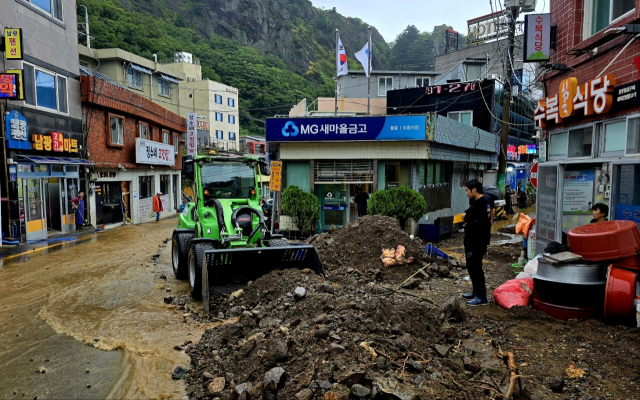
568,127,593,157
614,164,640,220
604,120,626,153
627,117,640,154
549,132,568,157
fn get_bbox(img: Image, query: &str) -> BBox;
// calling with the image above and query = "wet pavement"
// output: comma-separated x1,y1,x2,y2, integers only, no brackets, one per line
0,218,216,399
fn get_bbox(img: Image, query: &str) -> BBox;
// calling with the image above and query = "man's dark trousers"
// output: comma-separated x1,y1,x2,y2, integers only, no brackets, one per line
465,245,487,298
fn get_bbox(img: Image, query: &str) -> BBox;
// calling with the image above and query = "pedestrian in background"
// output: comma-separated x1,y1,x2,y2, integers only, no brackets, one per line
71,192,85,231
461,179,491,306
153,192,164,222
354,187,369,218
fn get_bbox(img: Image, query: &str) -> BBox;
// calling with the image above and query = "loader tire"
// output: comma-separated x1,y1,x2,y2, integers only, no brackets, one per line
172,231,194,280
188,242,215,300
267,239,288,247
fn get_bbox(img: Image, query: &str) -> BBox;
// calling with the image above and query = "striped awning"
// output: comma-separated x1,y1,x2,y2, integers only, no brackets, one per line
130,64,152,74
160,74,179,83
17,155,93,165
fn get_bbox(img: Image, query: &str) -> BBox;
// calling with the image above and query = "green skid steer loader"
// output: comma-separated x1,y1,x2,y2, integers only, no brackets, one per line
171,155,323,312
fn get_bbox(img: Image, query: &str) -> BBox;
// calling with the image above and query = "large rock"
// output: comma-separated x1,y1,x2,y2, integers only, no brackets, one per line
295,388,313,400
443,297,466,322
350,384,371,398
207,377,226,396
372,377,420,400
294,287,306,300
264,367,286,388
395,334,412,351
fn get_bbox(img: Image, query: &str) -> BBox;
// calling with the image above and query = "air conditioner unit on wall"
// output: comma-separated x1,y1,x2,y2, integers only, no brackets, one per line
522,0,536,12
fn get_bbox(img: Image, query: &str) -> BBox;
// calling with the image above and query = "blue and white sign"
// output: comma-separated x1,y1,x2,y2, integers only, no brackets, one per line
5,110,30,150
616,204,640,230
266,116,426,142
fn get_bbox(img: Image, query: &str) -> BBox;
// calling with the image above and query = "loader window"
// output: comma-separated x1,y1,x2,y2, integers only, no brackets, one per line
201,162,255,199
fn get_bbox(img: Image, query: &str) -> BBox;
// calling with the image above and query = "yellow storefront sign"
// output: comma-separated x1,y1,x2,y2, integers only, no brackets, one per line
270,161,282,192
4,28,23,60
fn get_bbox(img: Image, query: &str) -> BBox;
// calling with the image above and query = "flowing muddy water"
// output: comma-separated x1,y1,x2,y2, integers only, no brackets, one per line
0,219,216,399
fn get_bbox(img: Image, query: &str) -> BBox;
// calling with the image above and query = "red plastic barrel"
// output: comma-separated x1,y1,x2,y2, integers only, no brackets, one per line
568,221,640,262
604,266,637,318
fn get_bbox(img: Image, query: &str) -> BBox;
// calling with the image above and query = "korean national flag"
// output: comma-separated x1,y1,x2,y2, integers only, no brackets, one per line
337,37,348,76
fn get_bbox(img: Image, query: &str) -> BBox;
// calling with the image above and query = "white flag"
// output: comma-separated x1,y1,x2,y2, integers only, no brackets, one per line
336,36,348,76
355,39,372,77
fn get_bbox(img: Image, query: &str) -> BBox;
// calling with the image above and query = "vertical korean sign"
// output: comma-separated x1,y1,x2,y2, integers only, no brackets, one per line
270,161,282,192
3,28,23,60
524,14,551,62
186,112,196,156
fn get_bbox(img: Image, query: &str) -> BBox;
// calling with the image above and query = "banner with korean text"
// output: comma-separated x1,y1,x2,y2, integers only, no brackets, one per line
265,115,426,142
524,14,551,62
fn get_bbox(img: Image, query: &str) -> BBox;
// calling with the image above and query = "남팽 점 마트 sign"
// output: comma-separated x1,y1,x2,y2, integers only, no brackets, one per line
135,138,175,166
266,115,426,142
32,132,78,152
523,14,551,62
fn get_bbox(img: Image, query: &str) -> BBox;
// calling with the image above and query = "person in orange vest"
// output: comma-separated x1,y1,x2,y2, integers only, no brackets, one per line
153,192,164,222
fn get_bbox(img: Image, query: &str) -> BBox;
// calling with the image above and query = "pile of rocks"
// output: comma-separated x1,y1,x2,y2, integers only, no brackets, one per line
184,266,491,400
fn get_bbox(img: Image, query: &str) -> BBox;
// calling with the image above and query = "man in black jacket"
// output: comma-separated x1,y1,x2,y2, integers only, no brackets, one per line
461,179,492,306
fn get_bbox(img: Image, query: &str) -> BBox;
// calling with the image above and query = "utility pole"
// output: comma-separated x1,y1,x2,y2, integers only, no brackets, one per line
498,4,519,195
1,102,12,237
335,29,339,116
367,26,371,115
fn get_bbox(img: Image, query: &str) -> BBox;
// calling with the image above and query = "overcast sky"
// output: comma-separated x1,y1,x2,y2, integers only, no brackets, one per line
309,0,549,42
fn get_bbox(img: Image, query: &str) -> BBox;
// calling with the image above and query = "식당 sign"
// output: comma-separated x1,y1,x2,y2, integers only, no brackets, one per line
534,74,616,128
135,138,175,166
266,115,426,142
523,14,551,62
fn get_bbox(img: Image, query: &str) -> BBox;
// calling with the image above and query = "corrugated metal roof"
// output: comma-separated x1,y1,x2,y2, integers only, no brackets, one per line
79,66,126,89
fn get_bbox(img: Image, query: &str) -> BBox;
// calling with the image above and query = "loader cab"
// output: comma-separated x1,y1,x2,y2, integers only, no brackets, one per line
198,158,259,201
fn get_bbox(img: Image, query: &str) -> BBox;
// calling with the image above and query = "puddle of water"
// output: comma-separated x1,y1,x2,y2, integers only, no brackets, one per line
0,220,213,399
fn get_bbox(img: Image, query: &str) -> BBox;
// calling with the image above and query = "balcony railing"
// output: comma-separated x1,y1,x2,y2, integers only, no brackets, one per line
419,183,452,213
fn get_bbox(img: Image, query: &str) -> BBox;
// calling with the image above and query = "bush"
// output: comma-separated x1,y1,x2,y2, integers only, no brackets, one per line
368,186,427,228
281,185,320,234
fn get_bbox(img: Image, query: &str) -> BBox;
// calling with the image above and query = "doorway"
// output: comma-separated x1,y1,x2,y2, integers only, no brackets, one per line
44,178,62,232
22,178,47,241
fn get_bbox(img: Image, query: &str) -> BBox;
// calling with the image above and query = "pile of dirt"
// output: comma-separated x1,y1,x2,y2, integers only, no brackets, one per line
178,219,640,400
307,216,429,284
185,269,470,400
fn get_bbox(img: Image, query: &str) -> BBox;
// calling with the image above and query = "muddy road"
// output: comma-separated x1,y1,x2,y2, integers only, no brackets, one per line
0,219,213,399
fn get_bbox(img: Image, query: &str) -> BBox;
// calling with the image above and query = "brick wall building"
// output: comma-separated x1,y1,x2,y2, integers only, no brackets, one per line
81,70,186,226
532,0,640,253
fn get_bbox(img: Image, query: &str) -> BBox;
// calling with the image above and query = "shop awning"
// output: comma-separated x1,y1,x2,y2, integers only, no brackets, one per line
160,74,180,83
130,64,152,74
17,155,94,165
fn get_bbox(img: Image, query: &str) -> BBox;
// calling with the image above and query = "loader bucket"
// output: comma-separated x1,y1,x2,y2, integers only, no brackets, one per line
201,244,324,313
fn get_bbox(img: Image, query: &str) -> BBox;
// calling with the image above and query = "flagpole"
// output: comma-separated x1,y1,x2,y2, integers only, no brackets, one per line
335,29,339,116
367,26,372,115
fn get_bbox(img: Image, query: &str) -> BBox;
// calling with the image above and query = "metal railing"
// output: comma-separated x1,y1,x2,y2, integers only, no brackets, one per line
419,184,452,213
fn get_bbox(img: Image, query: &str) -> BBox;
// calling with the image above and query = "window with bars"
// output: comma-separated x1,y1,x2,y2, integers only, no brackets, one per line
314,160,374,183
158,78,171,97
